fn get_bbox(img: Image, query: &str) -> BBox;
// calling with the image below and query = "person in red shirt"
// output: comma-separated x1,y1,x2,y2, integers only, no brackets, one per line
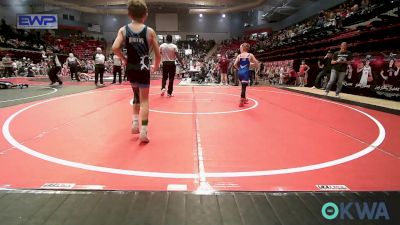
287,64,298,85
219,54,230,85
298,60,310,87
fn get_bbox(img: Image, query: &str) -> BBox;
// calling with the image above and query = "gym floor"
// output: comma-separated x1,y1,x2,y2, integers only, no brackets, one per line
1,77,399,193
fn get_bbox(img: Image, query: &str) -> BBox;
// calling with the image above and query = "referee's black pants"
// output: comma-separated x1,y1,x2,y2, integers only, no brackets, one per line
95,64,105,85
161,61,176,95
113,66,122,84
69,66,80,81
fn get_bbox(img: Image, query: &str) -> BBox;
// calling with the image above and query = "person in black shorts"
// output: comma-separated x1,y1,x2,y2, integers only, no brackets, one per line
112,0,161,143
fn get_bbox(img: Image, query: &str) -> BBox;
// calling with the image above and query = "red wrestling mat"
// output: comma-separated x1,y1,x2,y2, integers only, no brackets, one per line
0,85,399,192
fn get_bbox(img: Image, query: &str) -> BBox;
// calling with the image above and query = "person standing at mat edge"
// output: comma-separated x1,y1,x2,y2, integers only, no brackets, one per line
94,47,106,86
160,34,184,97
218,54,230,86
112,54,123,84
312,50,333,89
2,54,13,78
112,0,161,143
46,49,63,86
325,42,352,98
66,53,80,81
234,43,259,107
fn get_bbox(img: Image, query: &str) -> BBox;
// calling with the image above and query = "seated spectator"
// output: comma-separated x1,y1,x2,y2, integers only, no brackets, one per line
335,12,343,28
316,10,326,28
361,0,370,10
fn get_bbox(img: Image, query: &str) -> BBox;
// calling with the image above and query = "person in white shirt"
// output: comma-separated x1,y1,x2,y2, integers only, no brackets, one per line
94,47,105,86
159,35,184,97
279,66,285,85
112,54,123,84
66,53,80,81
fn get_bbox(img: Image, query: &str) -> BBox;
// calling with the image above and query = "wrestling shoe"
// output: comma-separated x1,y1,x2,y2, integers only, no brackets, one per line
239,98,245,107
131,121,139,134
140,128,149,143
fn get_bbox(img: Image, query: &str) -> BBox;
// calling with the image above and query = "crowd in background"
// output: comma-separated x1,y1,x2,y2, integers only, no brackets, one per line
212,0,400,91
215,0,399,56
0,51,99,79
250,0,392,52
2,43,399,89
0,19,106,59
177,39,215,57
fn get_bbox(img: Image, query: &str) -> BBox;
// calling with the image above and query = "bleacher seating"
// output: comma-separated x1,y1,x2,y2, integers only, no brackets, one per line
214,0,399,64
0,18,106,62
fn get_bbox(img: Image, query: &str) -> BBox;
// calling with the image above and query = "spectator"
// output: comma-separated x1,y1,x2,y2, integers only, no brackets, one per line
312,50,333,89
279,65,286,85
218,54,230,85
298,60,310,87
325,42,352,98
316,10,326,28
335,12,343,28
287,64,298,85
2,54,13,78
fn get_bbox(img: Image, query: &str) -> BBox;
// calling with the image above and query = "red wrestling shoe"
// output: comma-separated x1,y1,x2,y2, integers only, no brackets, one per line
239,98,245,107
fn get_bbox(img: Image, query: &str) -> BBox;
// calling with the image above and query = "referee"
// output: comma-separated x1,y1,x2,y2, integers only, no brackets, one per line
160,35,184,97
112,54,123,84
94,47,105,86
66,53,80,81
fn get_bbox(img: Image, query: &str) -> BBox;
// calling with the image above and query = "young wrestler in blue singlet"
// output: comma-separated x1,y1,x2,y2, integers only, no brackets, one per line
234,43,260,107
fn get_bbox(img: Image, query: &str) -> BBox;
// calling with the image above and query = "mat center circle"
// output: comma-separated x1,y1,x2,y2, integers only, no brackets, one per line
130,91,259,115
